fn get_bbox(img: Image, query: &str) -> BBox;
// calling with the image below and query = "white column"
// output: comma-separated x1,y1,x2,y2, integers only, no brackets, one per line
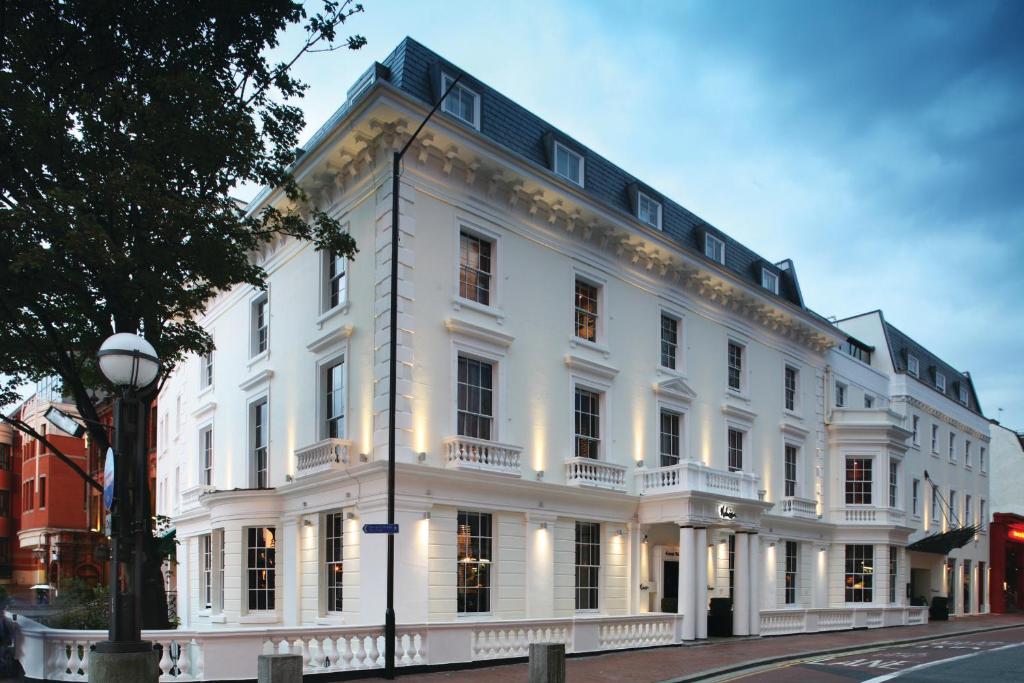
748,533,760,635
695,527,708,639
679,526,696,640
813,544,828,607
281,518,300,626
628,522,641,614
733,532,750,636
526,514,555,618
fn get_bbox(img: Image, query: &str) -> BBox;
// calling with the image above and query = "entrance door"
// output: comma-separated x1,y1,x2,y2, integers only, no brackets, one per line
662,560,679,613
963,560,972,614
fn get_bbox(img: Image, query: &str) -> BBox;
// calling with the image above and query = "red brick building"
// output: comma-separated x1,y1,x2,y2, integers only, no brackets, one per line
989,512,1024,613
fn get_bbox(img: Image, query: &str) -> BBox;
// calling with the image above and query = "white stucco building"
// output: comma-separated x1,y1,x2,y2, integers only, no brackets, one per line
153,38,988,674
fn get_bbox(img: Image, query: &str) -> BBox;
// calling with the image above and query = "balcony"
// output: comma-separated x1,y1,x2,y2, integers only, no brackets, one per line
636,460,761,501
442,436,522,477
775,496,819,519
565,457,628,492
832,506,907,526
294,438,353,479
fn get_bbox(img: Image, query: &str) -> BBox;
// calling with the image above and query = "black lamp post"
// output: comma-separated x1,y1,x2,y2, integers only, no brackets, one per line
384,72,463,679
93,333,160,668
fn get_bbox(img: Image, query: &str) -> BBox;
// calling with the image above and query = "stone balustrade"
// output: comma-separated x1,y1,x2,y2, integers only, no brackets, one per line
564,457,628,491
776,496,819,519
442,436,522,477
293,438,353,478
636,459,761,500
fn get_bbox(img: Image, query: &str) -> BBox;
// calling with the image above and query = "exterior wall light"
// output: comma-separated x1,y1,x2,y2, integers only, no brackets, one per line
417,452,427,462
539,522,548,530
303,518,313,528
359,453,369,463
615,529,624,537
535,469,544,481
346,511,356,520
422,511,431,520
636,459,644,468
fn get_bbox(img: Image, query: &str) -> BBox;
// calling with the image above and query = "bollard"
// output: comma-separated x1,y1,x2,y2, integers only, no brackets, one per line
257,653,302,683
528,643,566,683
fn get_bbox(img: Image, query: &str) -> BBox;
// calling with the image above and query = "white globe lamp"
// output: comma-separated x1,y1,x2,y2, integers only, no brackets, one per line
97,333,160,389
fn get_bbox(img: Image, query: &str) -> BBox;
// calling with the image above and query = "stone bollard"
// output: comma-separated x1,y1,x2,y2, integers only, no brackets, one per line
257,653,303,683
528,643,566,683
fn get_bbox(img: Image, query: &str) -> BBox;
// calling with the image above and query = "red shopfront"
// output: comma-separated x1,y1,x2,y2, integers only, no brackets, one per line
989,512,1024,613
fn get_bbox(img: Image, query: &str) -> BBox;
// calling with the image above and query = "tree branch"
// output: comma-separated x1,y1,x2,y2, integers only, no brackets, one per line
0,414,102,492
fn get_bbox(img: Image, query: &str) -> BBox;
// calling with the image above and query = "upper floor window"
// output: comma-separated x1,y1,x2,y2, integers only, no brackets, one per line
0,491,9,517
22,480,33,511
958,384,968,406
931,424,939,454
0,445,10,471
912,478,920,516
325,250,347,312
574,279,599,342
835,382,847,408
888,460,898,508
980,499,987,530
845,458,872,505
931,482,940,522
949,489,958,523
246,527,276,612
965,494,972,526
705,234,726,264
727,428,744,472
660,314,679,369
948,433,956,461
201,351,214,390
251,293,269,357
727,341,744,392
964,440,972,468
784,366,798,412
761,268,779,294
574,388,601,459
553,142,583,186
324,358,345,439
843,339,872,364
935,372,946,393
38,477,46,509
864,395,875,409
980,446,986,473
441,74,479,128
784,444,798,497
659,409,681,467
459,231,492,305
457,356,493,441
457,511,492,613
201,426,213,486
637,192,662,229
912,416,920,446
907,354,920,377
251,398,269,488
324,511,344,613
575,521,601,611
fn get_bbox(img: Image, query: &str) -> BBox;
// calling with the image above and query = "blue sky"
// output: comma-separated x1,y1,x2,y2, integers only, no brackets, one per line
268,1,1023,427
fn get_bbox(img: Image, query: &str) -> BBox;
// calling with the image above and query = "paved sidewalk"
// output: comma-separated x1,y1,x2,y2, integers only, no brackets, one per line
364,614,1024,683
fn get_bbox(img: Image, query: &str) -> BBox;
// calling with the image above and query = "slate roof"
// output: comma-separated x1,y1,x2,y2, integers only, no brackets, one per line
376,37,805,308
880,317,984,417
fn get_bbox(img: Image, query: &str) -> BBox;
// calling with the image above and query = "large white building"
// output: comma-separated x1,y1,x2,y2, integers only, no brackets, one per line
156,38,989,673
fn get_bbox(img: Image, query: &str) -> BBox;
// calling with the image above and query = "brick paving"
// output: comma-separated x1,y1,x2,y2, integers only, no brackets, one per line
363,614,1024,683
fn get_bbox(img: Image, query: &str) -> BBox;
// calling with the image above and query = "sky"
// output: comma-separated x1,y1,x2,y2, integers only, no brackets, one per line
261,0,1023,428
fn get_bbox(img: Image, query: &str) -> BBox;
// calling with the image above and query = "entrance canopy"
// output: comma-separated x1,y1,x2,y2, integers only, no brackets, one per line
907,525,981,555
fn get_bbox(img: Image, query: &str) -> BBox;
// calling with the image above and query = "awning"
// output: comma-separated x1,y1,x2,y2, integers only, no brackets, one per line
906,525,981,555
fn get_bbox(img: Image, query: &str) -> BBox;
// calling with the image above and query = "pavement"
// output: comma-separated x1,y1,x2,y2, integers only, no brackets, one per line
362,614,1024,683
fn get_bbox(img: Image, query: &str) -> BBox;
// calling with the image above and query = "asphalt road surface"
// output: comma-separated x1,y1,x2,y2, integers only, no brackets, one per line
713,625,1024,682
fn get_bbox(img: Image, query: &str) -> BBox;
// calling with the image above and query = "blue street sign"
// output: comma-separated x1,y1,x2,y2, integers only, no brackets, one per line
363,523,400,534
103,447,115,511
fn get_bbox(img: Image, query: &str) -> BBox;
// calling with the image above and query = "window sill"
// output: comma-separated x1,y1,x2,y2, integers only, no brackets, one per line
315,615,346,626
656,365,686,380
455,613,494,622
783,409,803,421
197,383,214,399
239,613,279,625
452,297,504,324
316,302,350,330
569,335,610,358
247,349,270,368
197,609,212,618
211,613,226,624
726,387,751,402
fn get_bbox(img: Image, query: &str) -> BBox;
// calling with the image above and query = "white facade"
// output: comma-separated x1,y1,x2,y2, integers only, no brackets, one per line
157,52,974,666
989,422,1024,518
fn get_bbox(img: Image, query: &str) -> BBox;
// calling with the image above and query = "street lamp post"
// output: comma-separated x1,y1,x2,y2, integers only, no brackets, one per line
91,333,161,682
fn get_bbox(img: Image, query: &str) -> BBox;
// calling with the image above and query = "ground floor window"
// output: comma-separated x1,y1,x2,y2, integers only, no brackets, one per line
202,534,212,609
247,527,276,611
784,541,798,604
324,512,344,613
845,544,873,603
979,561,986,610
889,546,898,603
728,534,736,591
457,511,492,613
575,522,601,611
963,559,972,613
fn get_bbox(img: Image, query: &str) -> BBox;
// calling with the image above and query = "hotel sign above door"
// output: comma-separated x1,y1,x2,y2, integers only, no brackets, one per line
719,505,737,520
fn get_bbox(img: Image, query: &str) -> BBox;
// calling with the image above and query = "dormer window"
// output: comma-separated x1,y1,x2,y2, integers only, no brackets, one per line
553,142,583,186
761,268,779,294
907,354,920,377
637,192,662,229
705,234,725,264
935,372,946,393
441,74,480,129
958,384,968,406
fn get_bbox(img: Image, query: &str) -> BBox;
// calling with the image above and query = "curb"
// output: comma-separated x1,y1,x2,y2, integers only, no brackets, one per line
660,622,1024,683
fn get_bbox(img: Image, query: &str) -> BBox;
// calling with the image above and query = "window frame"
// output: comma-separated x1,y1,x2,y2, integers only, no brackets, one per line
784,443,799,498
948,432,956,462
202,534,213,610
250,291,269,359
456,510,493,614
200,423,214,487
441,73,480,129
705,233,726,264
783,365,799,413
660,312,681,371
845,457,873,505
888,459,899,508
457,229,494,308
912,478,921,517
889,546,898,604
575,521,601,612
931,424,939,455
911,415,920,447
573,276,601,344
37,475,46,509
727,427,745,473
835,382,847,408
320,249,349,316
321,354,347,440
784,541,798,605
958,384,968,406
637,191,662,229
553,141,584,186
659,408,682,467
761,268,779,295
249,395,270,488
457,354,495,441
574,386,603,460
727,340,745,393
907,354,920,377
200,350,214,391
245,526,277,613
844,544,874,603
323,511,345,615
935,372,946,393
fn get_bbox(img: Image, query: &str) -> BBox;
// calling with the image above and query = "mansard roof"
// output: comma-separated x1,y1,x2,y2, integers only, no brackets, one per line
375,37,805,308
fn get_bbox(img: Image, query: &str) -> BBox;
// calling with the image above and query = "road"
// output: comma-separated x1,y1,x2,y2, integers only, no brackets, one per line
711,625,1024,682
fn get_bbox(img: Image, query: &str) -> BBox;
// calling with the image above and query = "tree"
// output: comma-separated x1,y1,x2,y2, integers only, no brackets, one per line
0,1,365,628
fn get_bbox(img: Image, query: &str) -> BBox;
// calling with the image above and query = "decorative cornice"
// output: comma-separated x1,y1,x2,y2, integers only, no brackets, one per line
239,369,274,392
653,377,698,404
564,353,619,380
444,317,515,348
306,324,354,354
780,419,810,438
722,401,758,424
191,401,216,418
899,395,990,442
